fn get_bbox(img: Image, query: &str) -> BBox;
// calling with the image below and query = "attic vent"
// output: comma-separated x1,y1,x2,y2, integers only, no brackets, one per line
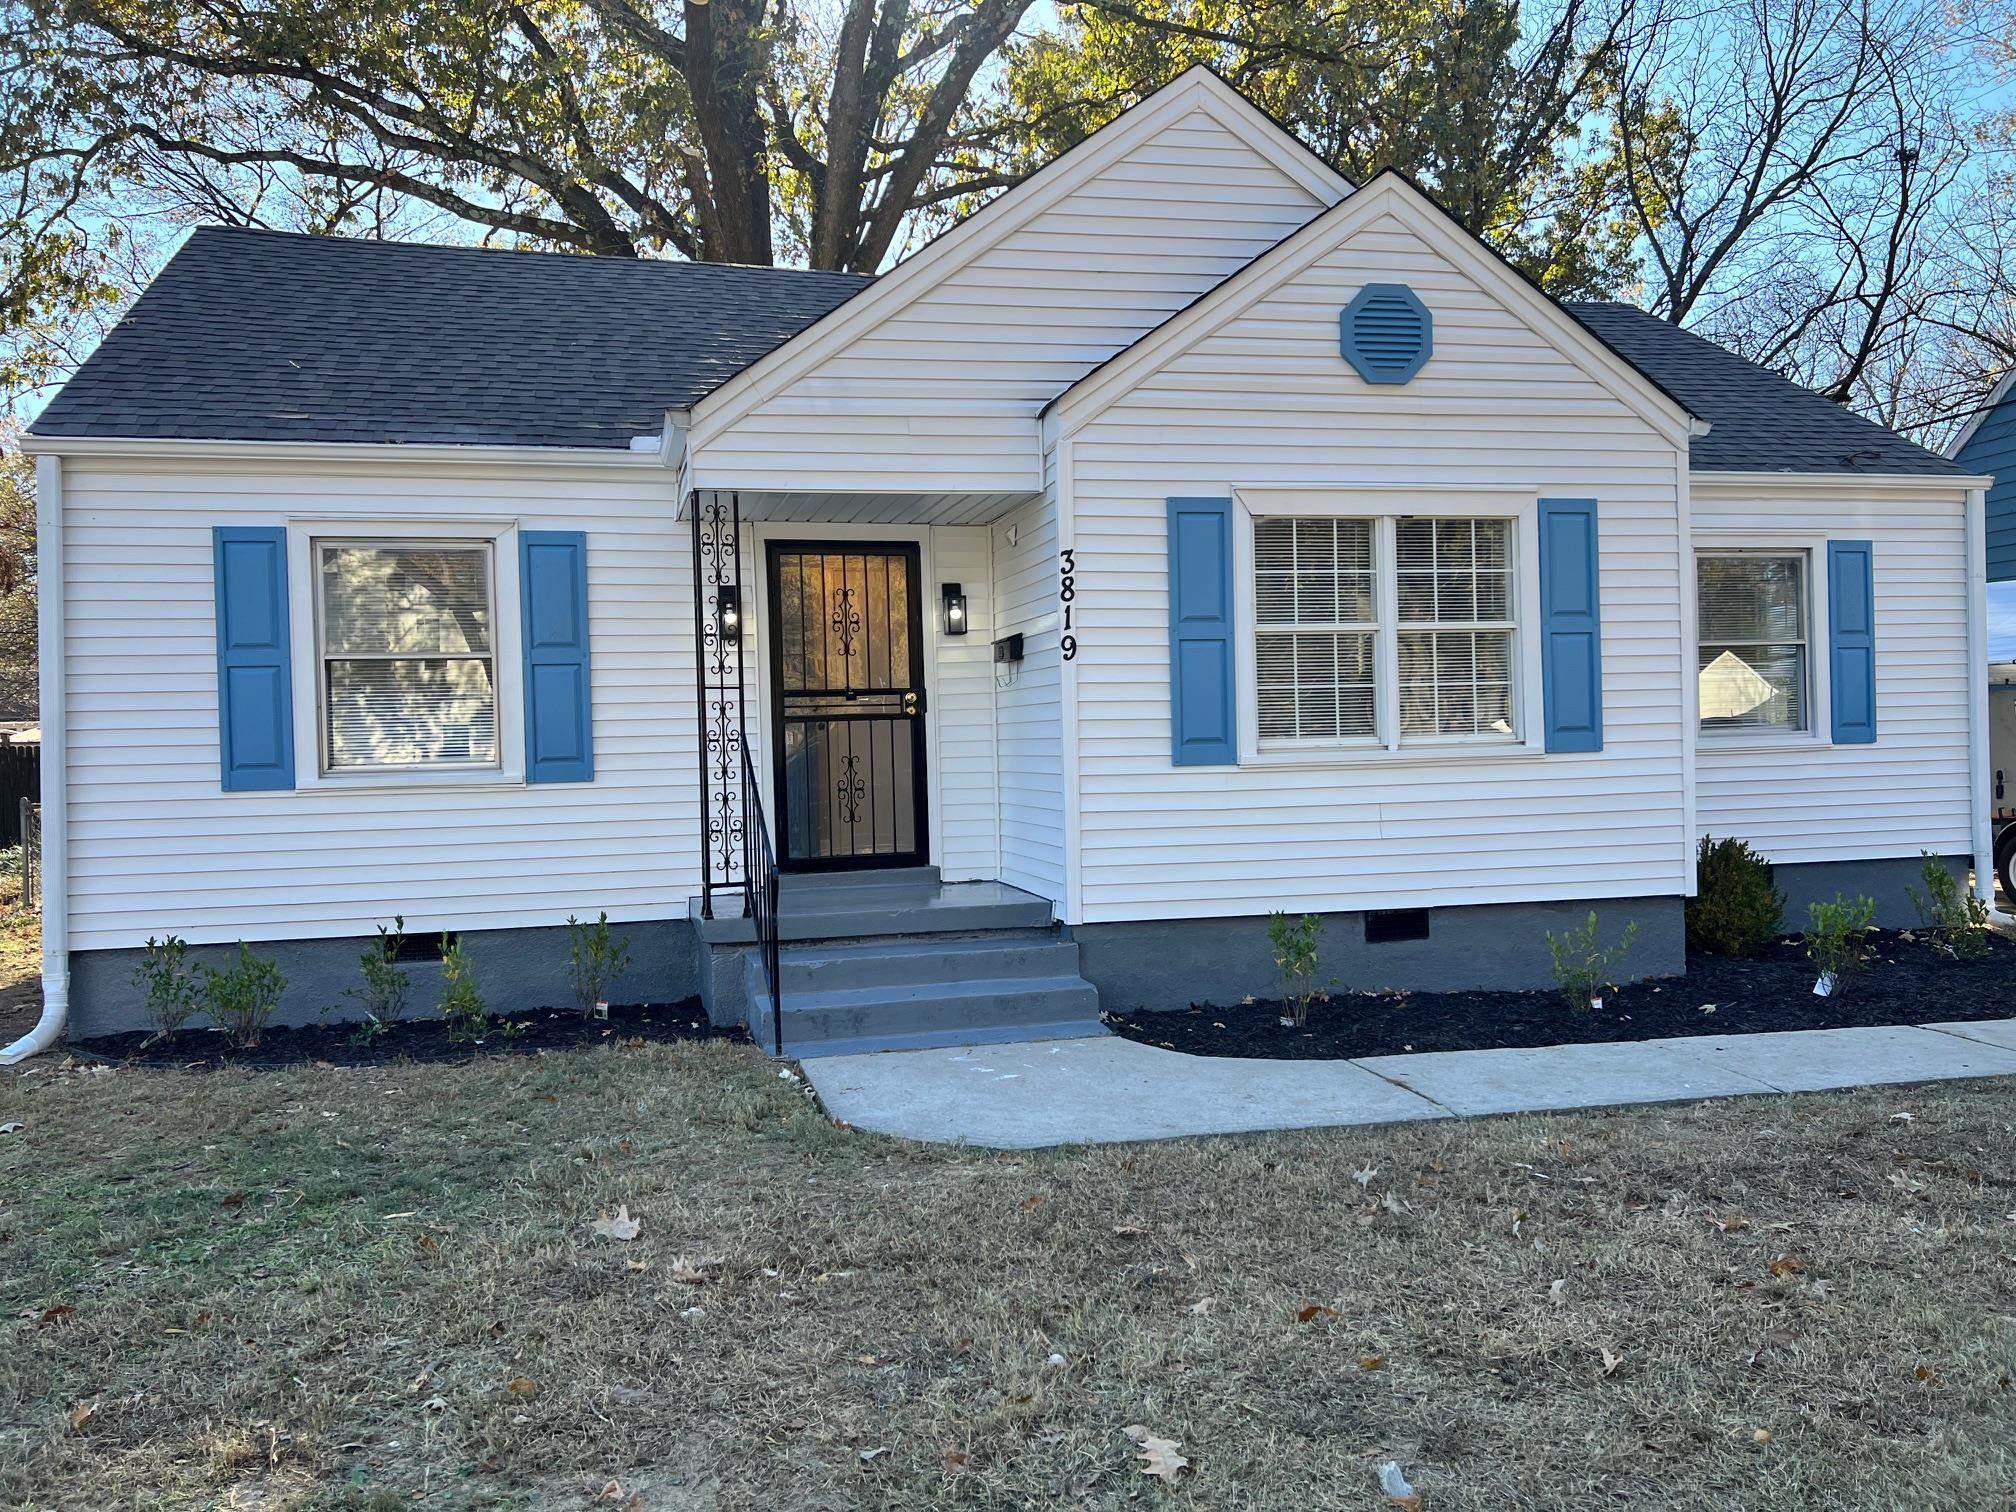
1340,284,1432,385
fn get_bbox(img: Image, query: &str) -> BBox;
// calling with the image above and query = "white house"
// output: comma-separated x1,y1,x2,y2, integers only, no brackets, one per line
11,69,1991,1059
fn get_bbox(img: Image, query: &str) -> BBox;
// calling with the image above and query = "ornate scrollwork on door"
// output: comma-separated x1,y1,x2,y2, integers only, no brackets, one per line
835,753,866,826
831,583,860,665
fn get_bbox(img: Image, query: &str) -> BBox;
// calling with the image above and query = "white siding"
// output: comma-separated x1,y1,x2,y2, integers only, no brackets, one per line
61,455,698,951
993,495,1066,904
927,525,1000,880
1692,487,1973,862
1063,212,1692,922
696,107,1330,496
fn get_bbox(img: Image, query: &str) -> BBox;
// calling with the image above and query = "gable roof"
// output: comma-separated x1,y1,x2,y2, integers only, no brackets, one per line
29,226,870,450
1946,368,2016,461
1566,303,1967,477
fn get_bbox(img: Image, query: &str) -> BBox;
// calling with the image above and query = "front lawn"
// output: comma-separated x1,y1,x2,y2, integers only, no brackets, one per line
4,1041,2014,1508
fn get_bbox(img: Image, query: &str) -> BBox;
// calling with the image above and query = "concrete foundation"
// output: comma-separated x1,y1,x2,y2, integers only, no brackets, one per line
1771,854,1969,931
67,918,701,1041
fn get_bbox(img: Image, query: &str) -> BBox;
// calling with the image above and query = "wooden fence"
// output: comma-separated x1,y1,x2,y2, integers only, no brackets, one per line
0,744,38,848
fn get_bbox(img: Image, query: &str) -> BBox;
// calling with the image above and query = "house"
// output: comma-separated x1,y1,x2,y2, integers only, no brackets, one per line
1951,371,2016,586
9,68,1992,1060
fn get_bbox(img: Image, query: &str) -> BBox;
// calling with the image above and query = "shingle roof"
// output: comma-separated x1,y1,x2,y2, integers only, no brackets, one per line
29,227,871,449
30,226,1964,478
1564,301,1967,477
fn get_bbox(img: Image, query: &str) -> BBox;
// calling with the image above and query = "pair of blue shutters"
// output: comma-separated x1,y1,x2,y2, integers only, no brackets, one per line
212,527,594,791
1164,500,1878,764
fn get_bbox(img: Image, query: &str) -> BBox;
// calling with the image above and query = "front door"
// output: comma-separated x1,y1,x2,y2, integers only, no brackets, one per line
766,541,929,871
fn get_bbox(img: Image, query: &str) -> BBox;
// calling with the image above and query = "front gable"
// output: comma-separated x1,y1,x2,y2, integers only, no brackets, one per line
687,69,1349,497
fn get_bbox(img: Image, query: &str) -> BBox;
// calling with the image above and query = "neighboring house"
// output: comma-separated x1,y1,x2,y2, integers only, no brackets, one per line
1952,370,2016,585
12,69,1993,1058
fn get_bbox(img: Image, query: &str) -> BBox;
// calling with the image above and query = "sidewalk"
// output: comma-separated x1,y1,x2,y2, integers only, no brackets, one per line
800,1018,2016,1149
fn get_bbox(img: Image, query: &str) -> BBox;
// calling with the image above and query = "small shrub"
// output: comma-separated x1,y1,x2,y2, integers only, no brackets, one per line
1267,911,1325,1028
438,933,490,1041
1906,852,1991,960
1687,836,1784,957
346,916,412,1029
202,942,287,1049
131,935,203,1044
1545,911,1640,1010
1803,894,1878,994
565,911,633,1016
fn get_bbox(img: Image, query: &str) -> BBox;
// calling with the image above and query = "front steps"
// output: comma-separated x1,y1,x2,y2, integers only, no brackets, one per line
695,869,1106,1058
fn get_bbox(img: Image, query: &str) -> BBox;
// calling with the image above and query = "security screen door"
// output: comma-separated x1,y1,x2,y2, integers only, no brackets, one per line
765,542,929,870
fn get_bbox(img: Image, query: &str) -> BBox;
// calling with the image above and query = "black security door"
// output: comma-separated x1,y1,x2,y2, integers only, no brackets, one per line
767,542,929,870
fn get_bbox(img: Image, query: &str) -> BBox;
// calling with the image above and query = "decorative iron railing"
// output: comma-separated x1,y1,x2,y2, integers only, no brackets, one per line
740,740,783,1057
690,491,750,918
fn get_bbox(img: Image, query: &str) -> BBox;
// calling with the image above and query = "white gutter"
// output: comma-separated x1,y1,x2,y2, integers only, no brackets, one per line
16,434,663,468
1966,485,1996,908
3,454,67,1063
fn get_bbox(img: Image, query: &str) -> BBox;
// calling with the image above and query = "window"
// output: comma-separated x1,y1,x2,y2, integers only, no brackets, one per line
1697,551,1808,733
316,541,498,771
1252,513,1520,749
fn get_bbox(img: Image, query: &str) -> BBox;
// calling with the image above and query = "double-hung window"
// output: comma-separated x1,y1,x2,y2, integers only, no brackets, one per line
1253,512,1520,750
1696,551,1808,733
316,540,499,772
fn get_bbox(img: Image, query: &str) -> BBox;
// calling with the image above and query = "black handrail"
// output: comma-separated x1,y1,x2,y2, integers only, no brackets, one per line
740,740,783,1057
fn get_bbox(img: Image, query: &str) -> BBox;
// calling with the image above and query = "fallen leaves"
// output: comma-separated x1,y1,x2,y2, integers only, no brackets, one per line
1123,1425,1189,1482
1598,1347,1623,1378
1548,1278,1569,1308
592,1206,641,1242
1768,1253,1807,1278
67,1401,96,1434
1358,1353,1387,1371
505,1377,537,1399
670,1256,717,1285
1708,1213,1751,1234
38,1304,74,1327
1297,1303,1341,1324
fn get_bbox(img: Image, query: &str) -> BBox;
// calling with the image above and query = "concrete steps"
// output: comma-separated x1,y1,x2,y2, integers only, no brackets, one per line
727,869,1107,1059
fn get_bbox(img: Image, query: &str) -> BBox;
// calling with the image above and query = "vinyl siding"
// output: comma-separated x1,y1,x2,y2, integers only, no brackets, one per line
1954,400,2016,581
1063,212,1691,922
60,455,699,951
1692,487,1972,862
926,525,1000,880
993,494,1065,905
696,108,1329,496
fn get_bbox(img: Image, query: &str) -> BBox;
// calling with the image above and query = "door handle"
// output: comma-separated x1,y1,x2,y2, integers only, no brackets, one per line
902,690,924,716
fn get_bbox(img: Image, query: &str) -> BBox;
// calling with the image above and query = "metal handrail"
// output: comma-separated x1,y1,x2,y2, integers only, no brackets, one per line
740,741,783,1057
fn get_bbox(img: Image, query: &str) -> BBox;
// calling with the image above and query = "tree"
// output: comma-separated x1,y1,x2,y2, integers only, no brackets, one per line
0,439,36,720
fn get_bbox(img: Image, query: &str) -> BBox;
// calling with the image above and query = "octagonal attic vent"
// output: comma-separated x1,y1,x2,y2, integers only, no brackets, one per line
1339,284,1432,384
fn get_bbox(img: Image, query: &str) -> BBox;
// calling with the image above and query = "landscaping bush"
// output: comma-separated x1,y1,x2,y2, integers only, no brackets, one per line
566,910,633,1017
202,942,287,1049
1267,911,1325,1028
1907,852,1991,960
131,934,202,1045
1545,911,1639,1010
438,933,490,1041
1687,836,1784,957
1803,894,1878,995
346,916,412,1036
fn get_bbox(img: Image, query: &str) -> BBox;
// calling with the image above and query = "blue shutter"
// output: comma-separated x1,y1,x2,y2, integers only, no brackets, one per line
520,531,595,782
1166,497,1237,766
212,526,295,792
1538,498,1603,753
1828,539,1876,745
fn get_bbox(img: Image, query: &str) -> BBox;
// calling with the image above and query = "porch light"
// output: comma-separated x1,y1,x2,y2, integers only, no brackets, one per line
716,584,742,644
941,582,968,636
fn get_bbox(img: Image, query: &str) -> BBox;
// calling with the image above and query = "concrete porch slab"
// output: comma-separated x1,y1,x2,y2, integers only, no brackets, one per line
805,1035,1446,1149
1681,1024,2016,1091
1919,1017,2016,1053
1353,1038,1778,1118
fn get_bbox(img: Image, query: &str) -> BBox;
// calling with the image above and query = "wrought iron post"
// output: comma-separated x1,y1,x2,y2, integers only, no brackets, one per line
691,491,750,918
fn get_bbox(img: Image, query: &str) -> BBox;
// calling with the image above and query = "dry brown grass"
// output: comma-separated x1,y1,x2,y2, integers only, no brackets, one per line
3,1037,2014,1510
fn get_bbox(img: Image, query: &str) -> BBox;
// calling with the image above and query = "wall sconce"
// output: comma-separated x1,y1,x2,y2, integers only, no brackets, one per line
941,582,968,636
716,584,742,645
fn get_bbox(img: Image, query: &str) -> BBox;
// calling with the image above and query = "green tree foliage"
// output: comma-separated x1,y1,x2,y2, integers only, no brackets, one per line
0,441,35,718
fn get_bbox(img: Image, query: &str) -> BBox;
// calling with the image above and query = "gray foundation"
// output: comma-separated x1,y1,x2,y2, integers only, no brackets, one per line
1771,854,1969,931
1074,896,1687,1012
67,918,701,1041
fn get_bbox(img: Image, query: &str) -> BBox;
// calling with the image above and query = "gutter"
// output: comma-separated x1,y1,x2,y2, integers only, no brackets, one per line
2,454,67,1063
1966,485,1997,910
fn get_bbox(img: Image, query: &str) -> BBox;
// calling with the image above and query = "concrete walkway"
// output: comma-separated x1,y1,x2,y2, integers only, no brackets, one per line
801,1018,2016,1149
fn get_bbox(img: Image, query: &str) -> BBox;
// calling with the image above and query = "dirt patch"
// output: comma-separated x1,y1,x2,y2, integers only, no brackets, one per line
1106,930,2016,1060
73,998,736,1069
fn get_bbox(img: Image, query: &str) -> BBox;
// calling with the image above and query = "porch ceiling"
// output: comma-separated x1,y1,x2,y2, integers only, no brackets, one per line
687,489,1040,526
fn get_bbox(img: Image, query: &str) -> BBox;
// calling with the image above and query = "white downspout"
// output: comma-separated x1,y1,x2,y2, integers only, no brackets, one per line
3,453,67,1062
1965,485,1996,910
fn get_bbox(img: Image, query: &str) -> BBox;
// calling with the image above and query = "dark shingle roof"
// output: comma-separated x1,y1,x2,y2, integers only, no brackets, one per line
1564,301,1966,477
30,227,871,449
30,227,1963,477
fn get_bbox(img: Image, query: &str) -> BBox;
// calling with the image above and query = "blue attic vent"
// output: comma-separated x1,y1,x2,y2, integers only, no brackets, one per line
1340,283,1432,384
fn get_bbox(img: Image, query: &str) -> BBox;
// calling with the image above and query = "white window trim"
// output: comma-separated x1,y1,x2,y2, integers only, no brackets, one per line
1233,488,1545,767
284,516,528,791
1692,531,1832,752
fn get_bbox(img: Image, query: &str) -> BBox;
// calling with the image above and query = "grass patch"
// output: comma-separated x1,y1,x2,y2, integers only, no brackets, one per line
4,1041,2015,1507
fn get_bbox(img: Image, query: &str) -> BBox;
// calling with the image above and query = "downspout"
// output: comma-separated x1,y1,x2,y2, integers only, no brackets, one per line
2,453,67,1062
1965,485,1997,910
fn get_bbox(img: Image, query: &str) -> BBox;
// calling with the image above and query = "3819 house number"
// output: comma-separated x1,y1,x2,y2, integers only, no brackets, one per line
1058,549,1079,661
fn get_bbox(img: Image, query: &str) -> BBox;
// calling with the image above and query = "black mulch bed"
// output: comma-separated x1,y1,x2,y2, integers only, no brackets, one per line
1103,930,2016,1062
72,999,740,1071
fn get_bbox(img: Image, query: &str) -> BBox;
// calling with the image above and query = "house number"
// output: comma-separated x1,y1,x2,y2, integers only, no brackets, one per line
1058,549,1079,660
